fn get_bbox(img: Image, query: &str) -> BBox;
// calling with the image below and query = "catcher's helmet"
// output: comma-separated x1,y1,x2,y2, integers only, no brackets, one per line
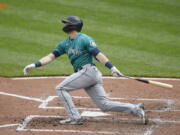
62,16,83,33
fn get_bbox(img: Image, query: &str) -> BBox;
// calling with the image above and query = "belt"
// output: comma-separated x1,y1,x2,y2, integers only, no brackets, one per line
77,64,95,72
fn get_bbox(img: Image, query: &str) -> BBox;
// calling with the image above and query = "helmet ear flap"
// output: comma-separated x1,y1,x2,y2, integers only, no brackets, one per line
75,23,83,32
78,23,83,32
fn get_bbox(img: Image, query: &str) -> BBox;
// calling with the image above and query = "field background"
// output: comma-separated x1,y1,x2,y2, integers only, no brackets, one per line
0,0,179,77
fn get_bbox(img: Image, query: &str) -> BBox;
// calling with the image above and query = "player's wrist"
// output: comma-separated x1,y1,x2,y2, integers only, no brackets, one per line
34,61,42,67
105,61,114,69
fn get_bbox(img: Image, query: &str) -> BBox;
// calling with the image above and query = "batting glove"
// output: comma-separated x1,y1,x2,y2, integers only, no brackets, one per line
111,66,124,77
23,63,36,75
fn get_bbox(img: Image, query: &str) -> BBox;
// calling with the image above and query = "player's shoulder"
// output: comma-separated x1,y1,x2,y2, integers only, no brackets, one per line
78,33,97,47
57,38,68,47
78,33,94,43
79,33,93,40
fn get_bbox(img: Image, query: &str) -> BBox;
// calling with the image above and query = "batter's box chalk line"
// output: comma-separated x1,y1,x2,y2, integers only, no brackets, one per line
0,123,20,128
0,91,178,112
16,115,163,135
0,91,44,102
143,125,159,135
16,115,180,134
38,96,180,112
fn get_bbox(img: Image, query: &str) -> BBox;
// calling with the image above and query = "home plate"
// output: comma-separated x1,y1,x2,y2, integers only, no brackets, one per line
81,111,111,117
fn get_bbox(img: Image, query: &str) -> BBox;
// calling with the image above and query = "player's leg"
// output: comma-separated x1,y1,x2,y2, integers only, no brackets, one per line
84,67,147,124
55,67,97,124
85,84,147,123
85,84,137,114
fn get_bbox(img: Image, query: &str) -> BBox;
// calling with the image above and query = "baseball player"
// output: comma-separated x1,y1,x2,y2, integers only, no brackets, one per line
23,16,147,125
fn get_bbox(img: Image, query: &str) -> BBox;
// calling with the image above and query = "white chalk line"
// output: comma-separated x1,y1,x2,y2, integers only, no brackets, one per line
16,115,122,135
0,123,20,128
11,76,180,81
16,115,33,131
0,91,177,112
15,115,148,135
38,96,55,108
1,93,179,134
89,117,180,124
43,95,173,102
40,106,180,112
0,91,44,102
39,96,180,112
143,125,159,135
18,129,129,134
16,115,180,134
166,99,175,111
20,114,180,124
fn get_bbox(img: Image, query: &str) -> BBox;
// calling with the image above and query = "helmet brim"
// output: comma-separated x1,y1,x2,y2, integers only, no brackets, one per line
62,19,71,24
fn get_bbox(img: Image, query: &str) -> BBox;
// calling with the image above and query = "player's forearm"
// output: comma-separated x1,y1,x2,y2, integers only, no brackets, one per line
95,52,123,76
96,52,109,65
23,53,55,75
95,52,114,69
38,53,55,66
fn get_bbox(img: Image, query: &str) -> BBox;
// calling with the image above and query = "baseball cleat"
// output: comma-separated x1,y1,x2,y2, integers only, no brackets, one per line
136,103,149,125
59,118,83,125
59,118,71,124
69,119,83,125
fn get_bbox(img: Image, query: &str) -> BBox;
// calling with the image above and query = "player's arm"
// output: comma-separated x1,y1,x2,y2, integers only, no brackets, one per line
39,53,56,66
23,41,65,75
90,48,124,77
23,53,56,75
87,39,123,76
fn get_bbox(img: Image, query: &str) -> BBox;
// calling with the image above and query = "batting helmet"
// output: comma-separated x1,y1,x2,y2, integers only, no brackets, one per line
62,16,83,33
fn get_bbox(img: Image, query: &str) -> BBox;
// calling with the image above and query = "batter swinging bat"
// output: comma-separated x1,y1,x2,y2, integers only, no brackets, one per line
123,76,173,88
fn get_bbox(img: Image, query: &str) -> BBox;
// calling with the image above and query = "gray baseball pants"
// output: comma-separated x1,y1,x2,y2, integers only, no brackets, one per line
55,64,138,120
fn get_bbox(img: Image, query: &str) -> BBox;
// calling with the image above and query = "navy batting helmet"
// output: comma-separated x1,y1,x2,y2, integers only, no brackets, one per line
62,16,83,33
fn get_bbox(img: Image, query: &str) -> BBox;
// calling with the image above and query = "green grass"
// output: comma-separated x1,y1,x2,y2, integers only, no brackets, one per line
0,0,180,77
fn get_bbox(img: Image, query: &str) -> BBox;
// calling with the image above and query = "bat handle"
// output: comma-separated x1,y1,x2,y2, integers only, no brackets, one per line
123,76,148,83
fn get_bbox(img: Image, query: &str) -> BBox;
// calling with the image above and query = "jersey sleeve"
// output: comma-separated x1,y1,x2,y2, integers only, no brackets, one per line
52,42,65,58
85,38,100,56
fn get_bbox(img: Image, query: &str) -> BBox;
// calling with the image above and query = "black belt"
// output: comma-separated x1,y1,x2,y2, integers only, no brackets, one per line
76,64,96,72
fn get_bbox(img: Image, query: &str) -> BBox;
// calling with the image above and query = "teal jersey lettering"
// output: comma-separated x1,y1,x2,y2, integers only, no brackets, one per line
54,33,97,72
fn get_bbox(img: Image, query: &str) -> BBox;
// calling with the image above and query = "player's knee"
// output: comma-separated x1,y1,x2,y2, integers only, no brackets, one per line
55,85,65,98
55,84,64,92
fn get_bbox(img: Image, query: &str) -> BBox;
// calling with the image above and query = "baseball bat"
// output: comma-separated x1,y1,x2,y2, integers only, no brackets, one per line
123,76,173,88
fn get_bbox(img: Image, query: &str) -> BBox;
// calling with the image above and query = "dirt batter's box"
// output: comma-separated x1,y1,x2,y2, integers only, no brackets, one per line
16,96,180,135
16,115,159,135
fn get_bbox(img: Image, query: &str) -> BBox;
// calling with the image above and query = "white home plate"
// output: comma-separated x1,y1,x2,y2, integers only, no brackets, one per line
81,111,111,117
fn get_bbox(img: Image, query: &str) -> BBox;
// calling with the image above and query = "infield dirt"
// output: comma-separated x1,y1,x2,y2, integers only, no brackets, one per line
0,77,180,135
